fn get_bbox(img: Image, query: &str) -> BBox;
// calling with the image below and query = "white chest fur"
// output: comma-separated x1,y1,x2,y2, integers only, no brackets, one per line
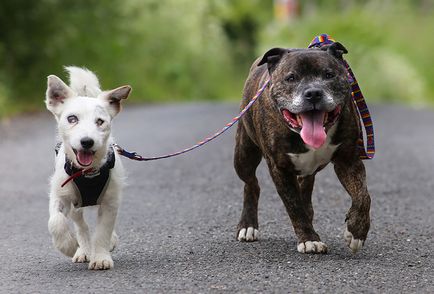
287,125,339,176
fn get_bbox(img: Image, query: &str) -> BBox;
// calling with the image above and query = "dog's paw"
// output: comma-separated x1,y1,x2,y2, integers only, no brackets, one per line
48,214,79,257
49,231,78,258
344,228,364,253
72,247,90,263
237,227,259,242
52,234,78,258
89,253,113,270
297,241,328,254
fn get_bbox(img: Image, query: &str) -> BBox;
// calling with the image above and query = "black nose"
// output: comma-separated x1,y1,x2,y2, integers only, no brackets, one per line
80,137,94,149
303,88,324,104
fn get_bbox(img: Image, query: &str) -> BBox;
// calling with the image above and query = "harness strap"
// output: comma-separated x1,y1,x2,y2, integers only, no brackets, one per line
60,145,115,190
61,168,94,188
308,34,375,160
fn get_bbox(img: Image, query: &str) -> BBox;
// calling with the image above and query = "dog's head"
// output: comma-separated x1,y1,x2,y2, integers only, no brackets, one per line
258,42,351,149
45,74,131,168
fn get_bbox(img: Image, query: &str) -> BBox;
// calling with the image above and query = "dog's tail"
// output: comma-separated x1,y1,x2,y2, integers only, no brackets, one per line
65,66,102,97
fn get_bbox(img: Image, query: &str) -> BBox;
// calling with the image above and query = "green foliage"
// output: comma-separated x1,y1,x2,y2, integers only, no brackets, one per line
119,0,242,101
0,0,433,117
0,0,274,117
212,0,273,66
259,0,434,105
0,0,128,114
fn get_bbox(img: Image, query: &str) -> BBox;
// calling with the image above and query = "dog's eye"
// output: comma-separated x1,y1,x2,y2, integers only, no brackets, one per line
67,115,78,124
325,72,335,79
96,118,105,126
285,74,296,82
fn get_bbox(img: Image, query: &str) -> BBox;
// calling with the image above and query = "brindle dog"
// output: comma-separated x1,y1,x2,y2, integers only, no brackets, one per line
234,43,371,254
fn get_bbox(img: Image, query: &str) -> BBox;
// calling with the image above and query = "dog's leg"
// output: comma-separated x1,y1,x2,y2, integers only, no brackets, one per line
110,231,119,252
234,123,262,242
88,201,118,270
298,175,315,224
267,161,327,254
334,157,371,253
297,175,327,254
48,196,79,257
69,208,91,263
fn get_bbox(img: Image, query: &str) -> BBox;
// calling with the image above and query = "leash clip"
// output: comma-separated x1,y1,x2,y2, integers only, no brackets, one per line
113,144,144,161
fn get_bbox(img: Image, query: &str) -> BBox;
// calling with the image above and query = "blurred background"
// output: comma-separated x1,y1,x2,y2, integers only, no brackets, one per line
0,0,433,118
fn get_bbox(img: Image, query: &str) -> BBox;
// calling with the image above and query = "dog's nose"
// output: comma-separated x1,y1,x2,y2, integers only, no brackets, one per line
80,137,94,149
303,88,324,104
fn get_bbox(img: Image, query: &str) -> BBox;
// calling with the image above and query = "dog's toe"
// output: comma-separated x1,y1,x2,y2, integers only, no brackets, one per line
72,254,89,263
344,228,364,253
89,254,113,270
297,241,328,254
72,247,90,263
237,227,259,242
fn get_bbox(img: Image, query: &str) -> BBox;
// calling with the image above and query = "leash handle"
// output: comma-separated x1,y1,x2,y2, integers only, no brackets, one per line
114,79,270,161
344,62,375,159
309,33,375,160
112,144,146,161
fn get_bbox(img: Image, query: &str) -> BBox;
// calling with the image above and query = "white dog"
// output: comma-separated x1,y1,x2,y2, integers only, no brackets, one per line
45,66,130,270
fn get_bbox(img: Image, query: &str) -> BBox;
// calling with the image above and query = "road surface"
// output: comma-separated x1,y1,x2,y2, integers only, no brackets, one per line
0,103,433,293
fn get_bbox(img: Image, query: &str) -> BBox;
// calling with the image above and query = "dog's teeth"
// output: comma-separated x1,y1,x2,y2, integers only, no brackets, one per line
297,115,303,127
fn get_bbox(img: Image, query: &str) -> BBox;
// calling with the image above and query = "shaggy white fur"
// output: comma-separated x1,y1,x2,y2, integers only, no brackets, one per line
46,66,130,270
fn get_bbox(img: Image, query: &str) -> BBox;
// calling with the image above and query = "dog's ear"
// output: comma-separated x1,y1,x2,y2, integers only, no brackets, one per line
257,48,290,73
45,75,75,117
321,42,348,60
99,85,131,117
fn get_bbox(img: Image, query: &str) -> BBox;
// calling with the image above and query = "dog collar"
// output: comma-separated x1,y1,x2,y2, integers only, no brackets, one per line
56,144,116,207
308,34,375,160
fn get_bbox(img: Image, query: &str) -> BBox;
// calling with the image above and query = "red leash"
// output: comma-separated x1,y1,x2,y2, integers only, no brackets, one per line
61,168,95,187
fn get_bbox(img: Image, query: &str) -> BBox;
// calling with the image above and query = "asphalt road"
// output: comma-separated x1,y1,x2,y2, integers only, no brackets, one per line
0,103,433,293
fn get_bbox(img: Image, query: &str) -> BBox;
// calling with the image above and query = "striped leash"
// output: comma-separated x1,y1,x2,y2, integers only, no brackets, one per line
113,79,270,161
115,34,375,161
308,34,375,160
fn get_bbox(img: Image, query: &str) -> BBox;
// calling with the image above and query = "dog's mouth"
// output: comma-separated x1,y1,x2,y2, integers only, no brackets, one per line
73,149,95,167
281,106,341,149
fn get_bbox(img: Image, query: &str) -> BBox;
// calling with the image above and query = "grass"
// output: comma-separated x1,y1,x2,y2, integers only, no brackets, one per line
1,1,433,119
258,2,434,106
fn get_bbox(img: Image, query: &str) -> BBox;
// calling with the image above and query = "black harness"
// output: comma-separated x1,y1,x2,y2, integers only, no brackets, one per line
55,143,115,207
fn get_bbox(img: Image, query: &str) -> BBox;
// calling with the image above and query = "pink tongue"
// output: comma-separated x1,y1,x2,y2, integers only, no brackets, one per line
300,111,326,149
77,151,93,166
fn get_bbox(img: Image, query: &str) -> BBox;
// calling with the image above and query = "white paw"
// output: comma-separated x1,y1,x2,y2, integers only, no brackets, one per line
72,247,90,263
48,214,78,257
237,227,259,242
51,233,78,257
89,253,113,270
297,241,328,254
344,228,364,253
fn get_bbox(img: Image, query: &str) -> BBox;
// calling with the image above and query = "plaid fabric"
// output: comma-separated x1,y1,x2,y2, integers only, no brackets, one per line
308,34,375,160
